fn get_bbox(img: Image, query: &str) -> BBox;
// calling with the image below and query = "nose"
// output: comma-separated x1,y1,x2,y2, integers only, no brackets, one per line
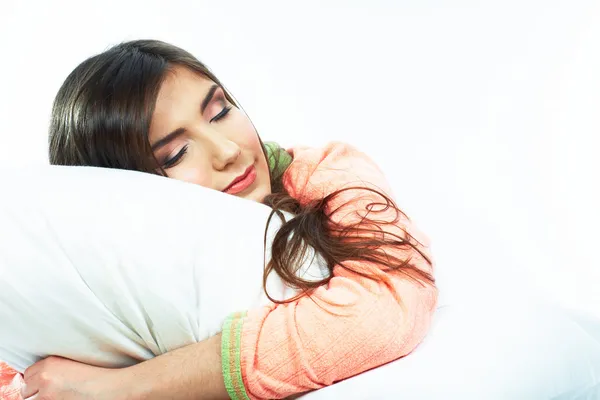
210,135,241,171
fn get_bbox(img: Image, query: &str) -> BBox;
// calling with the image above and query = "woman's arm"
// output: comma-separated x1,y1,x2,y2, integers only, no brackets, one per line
19,335,227,400
125,333,226,400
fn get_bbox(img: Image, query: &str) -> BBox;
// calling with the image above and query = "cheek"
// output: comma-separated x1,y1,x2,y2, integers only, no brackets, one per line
236,115,271,196
168,158,214,188
175,168,210,186
238,120,269,174
231,111,261,150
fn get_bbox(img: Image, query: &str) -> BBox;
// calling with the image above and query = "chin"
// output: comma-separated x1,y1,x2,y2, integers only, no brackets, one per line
246,186,271,204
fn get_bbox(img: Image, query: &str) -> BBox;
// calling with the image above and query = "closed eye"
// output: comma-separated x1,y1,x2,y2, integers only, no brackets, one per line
162,145,188,169
210,105,232,123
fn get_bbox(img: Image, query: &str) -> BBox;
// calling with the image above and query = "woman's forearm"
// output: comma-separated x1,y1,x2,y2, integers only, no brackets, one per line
125,333,228,400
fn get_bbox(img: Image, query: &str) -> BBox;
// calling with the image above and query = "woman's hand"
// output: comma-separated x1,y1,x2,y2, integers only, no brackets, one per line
21,333,227,400
22,356,131,400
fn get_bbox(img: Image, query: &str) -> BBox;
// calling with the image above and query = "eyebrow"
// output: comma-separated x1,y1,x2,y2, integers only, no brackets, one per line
201,84,219,114
151,127,185,151
151,84,220,151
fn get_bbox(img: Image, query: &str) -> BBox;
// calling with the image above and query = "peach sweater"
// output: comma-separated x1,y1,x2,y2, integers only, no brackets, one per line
221,142,438,399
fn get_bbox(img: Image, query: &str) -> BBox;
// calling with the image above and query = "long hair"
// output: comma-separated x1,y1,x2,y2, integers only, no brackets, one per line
48,40,434,303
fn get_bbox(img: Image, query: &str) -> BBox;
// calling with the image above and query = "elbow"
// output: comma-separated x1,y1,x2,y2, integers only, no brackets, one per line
387,284,438,359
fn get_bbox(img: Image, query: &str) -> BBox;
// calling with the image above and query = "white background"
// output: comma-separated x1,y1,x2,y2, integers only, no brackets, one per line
1,0,599,316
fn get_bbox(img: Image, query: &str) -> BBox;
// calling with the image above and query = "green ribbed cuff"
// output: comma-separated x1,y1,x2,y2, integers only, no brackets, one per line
222,312,251,400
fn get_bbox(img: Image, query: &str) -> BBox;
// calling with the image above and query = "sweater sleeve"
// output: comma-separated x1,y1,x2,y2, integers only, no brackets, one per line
221,142,438,400
0,361,24,400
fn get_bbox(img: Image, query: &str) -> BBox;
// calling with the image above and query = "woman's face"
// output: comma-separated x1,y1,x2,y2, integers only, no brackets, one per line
148,66,271,203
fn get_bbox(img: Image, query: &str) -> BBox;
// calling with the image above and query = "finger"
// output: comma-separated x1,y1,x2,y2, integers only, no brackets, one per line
21,381,39,399
24,360,44,381
24,356,60,381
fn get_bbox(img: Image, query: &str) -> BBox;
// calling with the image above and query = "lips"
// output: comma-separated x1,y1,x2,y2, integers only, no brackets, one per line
222,165,256,195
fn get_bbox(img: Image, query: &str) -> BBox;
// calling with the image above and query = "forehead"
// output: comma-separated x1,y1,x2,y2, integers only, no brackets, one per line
156,66,213,105
150,66,213,140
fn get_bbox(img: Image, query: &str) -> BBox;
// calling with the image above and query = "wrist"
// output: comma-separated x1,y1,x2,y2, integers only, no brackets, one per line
117,364,152,400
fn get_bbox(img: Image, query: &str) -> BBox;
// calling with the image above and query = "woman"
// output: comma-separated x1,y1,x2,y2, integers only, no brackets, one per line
15,40,437,399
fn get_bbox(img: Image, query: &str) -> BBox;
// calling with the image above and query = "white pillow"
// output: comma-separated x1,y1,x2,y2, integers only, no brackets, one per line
0,165,326,372
1,166,599,399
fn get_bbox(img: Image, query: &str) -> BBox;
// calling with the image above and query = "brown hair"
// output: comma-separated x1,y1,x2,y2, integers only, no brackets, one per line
48,40,434,303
